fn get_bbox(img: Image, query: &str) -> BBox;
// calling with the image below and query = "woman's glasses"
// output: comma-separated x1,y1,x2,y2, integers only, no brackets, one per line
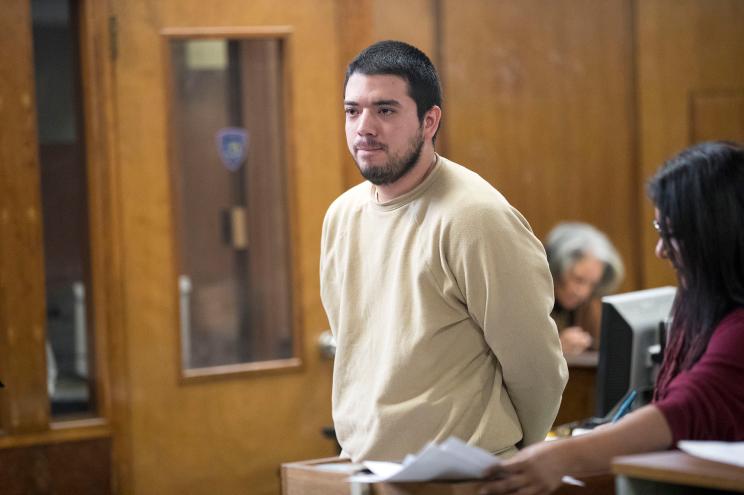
652,219,674,239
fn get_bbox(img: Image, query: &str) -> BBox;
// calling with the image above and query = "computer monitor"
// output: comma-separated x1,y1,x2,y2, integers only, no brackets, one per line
595,286,676,417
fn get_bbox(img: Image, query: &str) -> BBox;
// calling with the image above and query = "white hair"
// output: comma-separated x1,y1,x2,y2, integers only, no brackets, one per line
545,222,625,296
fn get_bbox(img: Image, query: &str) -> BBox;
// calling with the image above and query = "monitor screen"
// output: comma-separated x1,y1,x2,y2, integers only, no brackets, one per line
595,286,676,417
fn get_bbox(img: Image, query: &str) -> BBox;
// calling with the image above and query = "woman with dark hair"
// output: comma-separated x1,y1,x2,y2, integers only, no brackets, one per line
480,141,744,495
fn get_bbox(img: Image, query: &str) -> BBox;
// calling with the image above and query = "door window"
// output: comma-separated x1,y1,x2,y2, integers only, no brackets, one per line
167,37,297,377
32,0,96,419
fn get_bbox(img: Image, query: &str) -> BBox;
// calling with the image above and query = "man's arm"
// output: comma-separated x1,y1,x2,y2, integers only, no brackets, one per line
451,203,568,446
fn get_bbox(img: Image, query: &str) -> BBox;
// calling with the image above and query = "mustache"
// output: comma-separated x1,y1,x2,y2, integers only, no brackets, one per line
354,139,386,150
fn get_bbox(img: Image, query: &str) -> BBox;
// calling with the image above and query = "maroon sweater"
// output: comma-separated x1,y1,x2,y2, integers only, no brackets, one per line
654,308,744,442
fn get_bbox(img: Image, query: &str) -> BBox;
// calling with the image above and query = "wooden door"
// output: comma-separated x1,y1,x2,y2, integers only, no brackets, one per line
111,1,345,493
1,1,115,492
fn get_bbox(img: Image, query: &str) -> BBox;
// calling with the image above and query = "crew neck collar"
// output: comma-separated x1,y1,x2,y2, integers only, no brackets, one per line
369,154,443,211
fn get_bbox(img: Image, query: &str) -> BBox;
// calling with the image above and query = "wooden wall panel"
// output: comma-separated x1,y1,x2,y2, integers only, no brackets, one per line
0,438,111,495
372,0,437,61
690,92,744,143
637,0,744,288
0,0,50,435
440,0,639,290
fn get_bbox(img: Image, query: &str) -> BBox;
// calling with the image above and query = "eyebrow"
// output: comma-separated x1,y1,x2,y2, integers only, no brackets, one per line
372,99,401,107
343,99,402,107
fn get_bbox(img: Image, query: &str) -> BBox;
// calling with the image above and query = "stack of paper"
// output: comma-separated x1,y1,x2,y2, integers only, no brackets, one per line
678,441,744,468
348,437,499,483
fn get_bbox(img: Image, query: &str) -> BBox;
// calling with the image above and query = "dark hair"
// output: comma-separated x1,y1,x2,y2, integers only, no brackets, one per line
344,40,442,139
647,141,744,374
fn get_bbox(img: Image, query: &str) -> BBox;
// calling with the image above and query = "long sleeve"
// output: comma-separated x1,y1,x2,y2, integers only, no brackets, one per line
449,202,568,446
323,157,569,461
654,308,744,442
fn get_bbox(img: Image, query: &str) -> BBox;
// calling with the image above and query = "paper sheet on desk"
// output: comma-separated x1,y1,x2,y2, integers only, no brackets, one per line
349,437,496,483
348,437,585,487
678,441,744,468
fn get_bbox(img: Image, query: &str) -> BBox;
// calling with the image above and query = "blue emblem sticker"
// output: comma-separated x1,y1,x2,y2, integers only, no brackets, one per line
216,127,249,171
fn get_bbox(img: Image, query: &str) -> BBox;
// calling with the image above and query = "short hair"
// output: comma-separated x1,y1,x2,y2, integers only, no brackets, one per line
545,222,625,297
647,140,744,369
344,40,442,139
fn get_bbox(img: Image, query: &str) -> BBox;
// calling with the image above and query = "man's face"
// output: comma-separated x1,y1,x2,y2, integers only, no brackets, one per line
344,73,425,185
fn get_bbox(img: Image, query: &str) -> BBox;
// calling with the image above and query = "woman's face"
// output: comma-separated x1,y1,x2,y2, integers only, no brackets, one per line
653,208,680,262
554,254,605,311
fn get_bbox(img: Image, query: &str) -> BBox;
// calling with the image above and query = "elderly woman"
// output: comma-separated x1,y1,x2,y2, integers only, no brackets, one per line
545,222,624,355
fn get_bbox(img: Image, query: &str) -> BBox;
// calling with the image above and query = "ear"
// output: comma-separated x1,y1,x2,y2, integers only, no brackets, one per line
423,105,442,141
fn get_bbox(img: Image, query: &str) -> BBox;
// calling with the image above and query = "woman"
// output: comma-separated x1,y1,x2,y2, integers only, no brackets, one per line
481,141,744,494
546,222,624,355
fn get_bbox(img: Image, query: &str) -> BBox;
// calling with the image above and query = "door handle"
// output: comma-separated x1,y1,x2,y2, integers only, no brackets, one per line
72,281,88,378
317,330,336,360
179,275,192,368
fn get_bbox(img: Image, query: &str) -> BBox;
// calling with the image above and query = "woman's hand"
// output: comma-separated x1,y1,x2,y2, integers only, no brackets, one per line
478,406,674,494
479,441,572,495
559,326,592,355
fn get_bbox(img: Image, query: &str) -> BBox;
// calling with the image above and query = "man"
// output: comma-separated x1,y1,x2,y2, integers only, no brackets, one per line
320,40,567,462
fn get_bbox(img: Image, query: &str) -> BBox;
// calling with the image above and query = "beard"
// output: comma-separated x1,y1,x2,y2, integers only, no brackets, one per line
354,128,424,186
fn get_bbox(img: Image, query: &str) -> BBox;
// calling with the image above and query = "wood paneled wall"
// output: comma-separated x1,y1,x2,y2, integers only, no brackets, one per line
637,0,744,288
441,0,639,290
0,438,111,494
0,0,50,436
365,0,744,293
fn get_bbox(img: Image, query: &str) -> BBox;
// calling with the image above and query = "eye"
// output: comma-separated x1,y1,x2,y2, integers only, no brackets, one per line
379,107,395,115
345,107,358,117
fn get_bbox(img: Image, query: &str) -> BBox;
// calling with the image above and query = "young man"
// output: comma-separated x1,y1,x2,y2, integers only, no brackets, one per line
320,40,567,462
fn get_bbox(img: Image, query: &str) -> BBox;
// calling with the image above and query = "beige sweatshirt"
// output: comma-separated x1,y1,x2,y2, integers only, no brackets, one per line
320,156,567,462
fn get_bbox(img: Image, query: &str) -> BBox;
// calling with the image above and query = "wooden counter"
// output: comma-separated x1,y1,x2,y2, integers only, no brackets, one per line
613,450,744,494
281,456,614,495
555,351,599,425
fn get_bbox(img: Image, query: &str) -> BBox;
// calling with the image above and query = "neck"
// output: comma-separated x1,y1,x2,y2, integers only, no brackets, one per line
376,148,438,203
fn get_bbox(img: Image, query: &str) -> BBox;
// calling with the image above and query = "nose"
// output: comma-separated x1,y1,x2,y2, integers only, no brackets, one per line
570,282,593,305
655,238,668,260
575,283,592,300
356,109,377,136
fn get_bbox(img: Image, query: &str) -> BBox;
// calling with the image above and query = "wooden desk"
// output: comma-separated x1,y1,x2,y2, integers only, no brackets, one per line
281,456,614,495
612,450,744,494
555,351,598,425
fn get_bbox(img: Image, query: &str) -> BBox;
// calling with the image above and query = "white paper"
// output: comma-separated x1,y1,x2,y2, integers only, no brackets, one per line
678,440,744,468
562,476,586,487
348,437,500,483
313,462,366,474
347,436,585,487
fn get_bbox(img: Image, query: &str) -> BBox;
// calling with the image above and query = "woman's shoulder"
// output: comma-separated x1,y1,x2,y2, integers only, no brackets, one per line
709,307,744,350
717,307,744,330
